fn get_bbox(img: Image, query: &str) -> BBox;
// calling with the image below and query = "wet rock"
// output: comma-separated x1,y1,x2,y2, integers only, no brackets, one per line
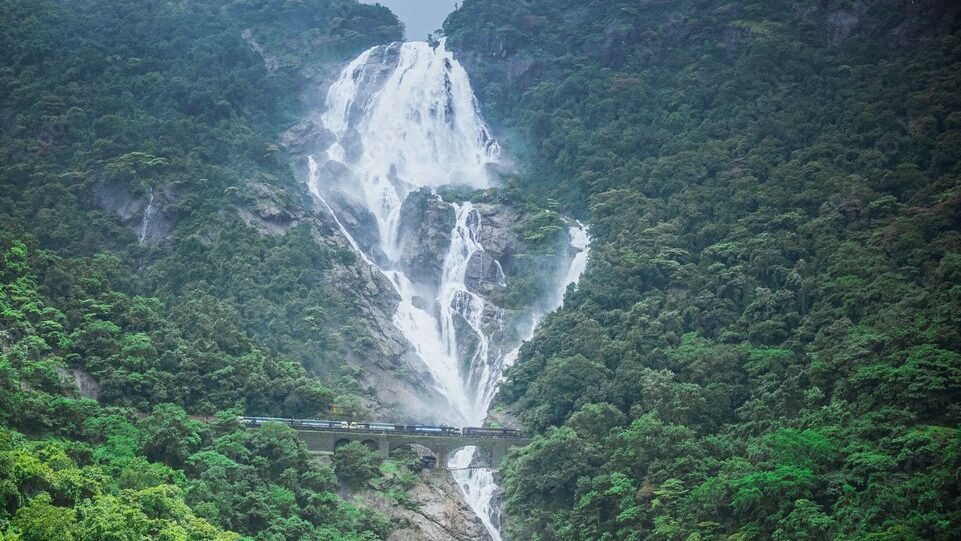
328,192,386,262
94,180,175,244
473,203,519,262
280,115,335,158
361,469,492,541
397,188,456,288
464,251,505,297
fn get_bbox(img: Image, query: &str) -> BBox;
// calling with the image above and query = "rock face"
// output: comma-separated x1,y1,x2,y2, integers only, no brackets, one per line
236,181,302,235
280,120,472,423
94,180,174,244
280,115,335,163
57,367,100,401
396,188,456,288
465,203,518,298
361,469,491,541
309,206,452,423
325,191,388,263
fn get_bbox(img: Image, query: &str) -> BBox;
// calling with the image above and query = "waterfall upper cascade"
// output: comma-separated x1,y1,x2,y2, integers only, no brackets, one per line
307,39,590,540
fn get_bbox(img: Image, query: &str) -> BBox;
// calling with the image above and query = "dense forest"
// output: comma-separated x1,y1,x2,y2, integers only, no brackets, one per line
445,0,961,539
0,0,420,539
2,0,960,539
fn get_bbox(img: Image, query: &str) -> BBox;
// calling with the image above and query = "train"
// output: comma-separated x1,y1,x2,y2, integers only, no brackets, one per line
237,417,523,438
239,416,349,430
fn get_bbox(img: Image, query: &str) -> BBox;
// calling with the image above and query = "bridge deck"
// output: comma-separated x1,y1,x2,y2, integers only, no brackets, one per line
290,426,528,441
287,427,530,467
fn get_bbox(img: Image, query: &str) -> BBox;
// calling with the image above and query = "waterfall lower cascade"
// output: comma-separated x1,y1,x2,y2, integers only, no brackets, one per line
308,39,590,540
138,188,154,245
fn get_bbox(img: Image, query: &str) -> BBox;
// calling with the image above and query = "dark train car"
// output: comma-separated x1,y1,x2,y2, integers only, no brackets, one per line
462,427,523,438
292,419,349,430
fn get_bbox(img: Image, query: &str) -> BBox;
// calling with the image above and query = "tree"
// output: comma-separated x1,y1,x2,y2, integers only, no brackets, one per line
76,495,149,541
332,442,380,488
11,493,77,541
772,499,837,541
139,404,205,468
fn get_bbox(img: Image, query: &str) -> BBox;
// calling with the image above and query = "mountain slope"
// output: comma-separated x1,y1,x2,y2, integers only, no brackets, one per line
446,0,961,538
0,1,424,539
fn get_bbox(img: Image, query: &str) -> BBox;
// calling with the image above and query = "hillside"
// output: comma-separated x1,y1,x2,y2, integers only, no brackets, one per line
0,1,421,539
445,0,961,539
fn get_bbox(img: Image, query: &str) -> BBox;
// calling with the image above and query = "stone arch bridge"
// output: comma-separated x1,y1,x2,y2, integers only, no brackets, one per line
294,428,529,468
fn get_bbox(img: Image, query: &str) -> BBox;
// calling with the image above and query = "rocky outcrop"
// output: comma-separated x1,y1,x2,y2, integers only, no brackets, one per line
236,181,301,235
361,469,491,541
465,203,518,297
280,115,335,160
94,180,174,244
57,366,100,401
397,189,455,288
328,192,388,263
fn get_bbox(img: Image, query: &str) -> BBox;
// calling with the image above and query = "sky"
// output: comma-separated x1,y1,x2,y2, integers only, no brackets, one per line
362,0,461,41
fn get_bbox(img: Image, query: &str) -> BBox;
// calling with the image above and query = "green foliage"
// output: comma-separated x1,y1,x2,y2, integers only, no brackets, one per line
0,233,336,421
0,0,404,539
139,404,205,468
333,442,381,488
447,0,961,539
0,0,400,412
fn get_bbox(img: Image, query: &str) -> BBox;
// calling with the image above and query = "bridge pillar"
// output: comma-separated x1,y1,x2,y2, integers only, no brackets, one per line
297,430,338,454
491,440,509,466
474,444,494,467
378,435,390,460
434,445,448,469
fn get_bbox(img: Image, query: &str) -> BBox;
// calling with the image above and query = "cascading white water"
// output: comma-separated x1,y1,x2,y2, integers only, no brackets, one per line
309,39,590,540
449,221,590,541
321,40,499,263
315,39,504,423
138,188,154,245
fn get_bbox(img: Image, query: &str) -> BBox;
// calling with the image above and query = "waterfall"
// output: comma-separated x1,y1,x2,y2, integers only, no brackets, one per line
309,39,590,540
320,40,499,263
138,188,154,245
448,221,590,541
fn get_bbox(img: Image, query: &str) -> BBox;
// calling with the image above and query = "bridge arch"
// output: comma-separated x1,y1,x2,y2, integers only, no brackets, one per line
390,442,439,469
389,440,437,453
276,425,529,467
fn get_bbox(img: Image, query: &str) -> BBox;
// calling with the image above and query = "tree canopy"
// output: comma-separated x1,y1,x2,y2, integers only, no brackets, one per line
446,0,961,538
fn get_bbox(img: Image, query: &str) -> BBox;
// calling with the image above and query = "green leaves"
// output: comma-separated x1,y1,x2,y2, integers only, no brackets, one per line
11,493,77,541
332,442,381,489
139,404,205,468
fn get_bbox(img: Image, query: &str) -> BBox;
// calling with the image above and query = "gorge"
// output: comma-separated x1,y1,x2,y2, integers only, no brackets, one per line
303,39,589,539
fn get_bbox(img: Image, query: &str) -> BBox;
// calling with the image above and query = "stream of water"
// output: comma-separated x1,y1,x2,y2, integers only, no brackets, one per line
308,39,589,540
138,188,154,245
